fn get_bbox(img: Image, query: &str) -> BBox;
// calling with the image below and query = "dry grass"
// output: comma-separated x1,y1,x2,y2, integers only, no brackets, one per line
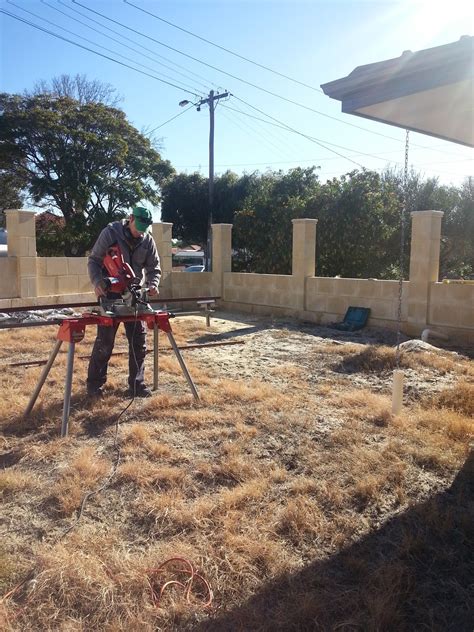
0,315,472,631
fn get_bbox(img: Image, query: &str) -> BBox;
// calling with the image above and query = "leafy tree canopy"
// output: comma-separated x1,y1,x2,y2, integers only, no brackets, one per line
0,87,173,254
160,165,473,279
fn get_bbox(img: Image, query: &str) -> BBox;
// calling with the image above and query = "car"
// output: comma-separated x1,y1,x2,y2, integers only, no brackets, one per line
184,265,205,272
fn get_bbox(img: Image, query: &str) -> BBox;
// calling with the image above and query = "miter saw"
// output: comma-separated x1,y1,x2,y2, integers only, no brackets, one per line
93,244,155,317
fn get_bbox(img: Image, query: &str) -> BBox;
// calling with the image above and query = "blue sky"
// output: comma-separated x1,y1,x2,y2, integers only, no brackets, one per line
1,0,472,217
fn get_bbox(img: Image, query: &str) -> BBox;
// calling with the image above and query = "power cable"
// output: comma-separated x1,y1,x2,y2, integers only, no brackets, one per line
228,101,301,156
219,107,289,160
221,102,369,168
124,0,325,94
72,0,426,146
7,1,203,96
41,0,209,93
55,0,215,92
148,104,195,134
0,9,201,97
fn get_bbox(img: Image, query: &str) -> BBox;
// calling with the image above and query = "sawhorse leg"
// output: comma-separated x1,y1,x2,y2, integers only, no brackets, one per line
61,342,76,437
166,330,199,401
25,339,63,418
153,322,159,391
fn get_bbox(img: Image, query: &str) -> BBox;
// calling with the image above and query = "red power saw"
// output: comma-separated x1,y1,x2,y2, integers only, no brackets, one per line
98,245,153,316
103,244,138,294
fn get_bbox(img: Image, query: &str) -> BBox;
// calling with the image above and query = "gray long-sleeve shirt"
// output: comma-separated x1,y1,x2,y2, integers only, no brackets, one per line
88,220,161,291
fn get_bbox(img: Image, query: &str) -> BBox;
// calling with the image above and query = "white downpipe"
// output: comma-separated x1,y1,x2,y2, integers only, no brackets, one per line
421,329,449,343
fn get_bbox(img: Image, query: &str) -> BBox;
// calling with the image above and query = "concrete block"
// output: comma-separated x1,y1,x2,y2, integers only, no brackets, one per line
20,276,37,298
46,257,69,276
36,258,47,276
458,310,473,329
380,281,399,298
18,257,37,276
314,278,336,294
38,276,58,296
67,257,88,276
57,275,79,294
78,275,92,293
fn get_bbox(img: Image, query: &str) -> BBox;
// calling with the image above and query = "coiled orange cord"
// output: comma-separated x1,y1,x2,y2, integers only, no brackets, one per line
147,557,213,609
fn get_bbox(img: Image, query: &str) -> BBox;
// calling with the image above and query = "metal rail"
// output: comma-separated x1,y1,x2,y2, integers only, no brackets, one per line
0,296,221,314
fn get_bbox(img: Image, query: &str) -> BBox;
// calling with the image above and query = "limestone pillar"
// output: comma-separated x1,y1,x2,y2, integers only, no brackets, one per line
407,210,444,333
5,209,38,298
211,223,232,297
292,218,318,310
152,222,173,296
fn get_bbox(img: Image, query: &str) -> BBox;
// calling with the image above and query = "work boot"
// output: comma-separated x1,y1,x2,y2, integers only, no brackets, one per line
128,384,153,398
87,386,104,399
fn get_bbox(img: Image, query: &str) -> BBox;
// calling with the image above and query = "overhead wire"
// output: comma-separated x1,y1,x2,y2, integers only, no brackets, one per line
55,0,216,92
6,1,204,96
228,101,301,156
4,4,469,177
221,101,369,169
123,0,325,94
148,104,195,134
1,8,202,97
122,1,474,160
219,107,290,160
72,0,432,147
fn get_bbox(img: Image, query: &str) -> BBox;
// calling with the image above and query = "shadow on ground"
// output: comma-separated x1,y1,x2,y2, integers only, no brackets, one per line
195,451,474,632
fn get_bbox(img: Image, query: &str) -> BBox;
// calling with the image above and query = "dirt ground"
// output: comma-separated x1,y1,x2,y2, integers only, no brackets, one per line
0,311,472,631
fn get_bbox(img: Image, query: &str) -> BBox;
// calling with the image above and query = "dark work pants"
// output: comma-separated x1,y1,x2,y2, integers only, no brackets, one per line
87,320,147,391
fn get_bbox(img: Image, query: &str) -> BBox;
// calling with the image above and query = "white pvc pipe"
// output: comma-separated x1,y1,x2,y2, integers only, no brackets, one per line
421,328,449,343
392,369,404,415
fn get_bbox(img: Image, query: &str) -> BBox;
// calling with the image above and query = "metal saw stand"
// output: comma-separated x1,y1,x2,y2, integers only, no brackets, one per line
25,311,199,437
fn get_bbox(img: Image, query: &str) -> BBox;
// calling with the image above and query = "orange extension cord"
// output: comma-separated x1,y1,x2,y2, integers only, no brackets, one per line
147,557,214,609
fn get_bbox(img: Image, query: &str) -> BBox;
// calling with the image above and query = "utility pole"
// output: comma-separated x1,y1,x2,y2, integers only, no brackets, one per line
180,90,229,271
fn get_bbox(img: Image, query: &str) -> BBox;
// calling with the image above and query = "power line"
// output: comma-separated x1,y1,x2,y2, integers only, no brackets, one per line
219,107,290,160
124,0,325,94
148,104,195,133
56,0,215,92
41,0,208,93
71,1,474,157
0,8,201,96
72,0,422,146
228,101,301,155
221,102,377,168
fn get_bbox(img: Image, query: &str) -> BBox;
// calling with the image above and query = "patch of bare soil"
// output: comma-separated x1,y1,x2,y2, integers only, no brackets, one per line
0,311,472,631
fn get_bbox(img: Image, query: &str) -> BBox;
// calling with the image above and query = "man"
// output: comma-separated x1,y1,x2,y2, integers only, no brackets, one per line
87,206,160,398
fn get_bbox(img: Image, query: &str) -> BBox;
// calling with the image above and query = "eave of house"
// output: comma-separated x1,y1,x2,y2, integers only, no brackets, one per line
321,36,474,147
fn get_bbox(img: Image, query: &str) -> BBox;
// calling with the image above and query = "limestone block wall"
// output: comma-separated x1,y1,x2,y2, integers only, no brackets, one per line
1,208,472,342
224,273,296,308
0,258,19,299
428,282,474,340
168,271,213,299
305,278,408,327
37,257,90,296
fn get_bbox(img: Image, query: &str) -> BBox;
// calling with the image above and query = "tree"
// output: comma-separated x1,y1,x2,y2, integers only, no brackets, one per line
233,167,321,273
0,92,173,254
0,171,26,227
440,177,474,278
313,170,400,278
161,170,261,244
31,73,121,107
160,172,209,244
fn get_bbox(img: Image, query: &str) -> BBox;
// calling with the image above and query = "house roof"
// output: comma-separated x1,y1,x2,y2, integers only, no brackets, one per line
321,36,473,147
